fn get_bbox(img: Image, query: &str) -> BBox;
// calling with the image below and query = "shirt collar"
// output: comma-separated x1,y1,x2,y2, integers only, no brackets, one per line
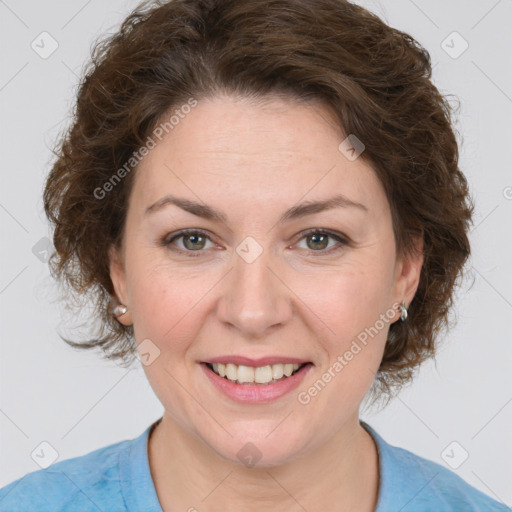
119,418,163,512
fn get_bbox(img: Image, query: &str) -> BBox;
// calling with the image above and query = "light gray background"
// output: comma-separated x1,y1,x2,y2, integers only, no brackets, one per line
0,0,511,506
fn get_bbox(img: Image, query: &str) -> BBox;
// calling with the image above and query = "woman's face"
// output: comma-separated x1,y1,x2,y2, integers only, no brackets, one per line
110,94,422,465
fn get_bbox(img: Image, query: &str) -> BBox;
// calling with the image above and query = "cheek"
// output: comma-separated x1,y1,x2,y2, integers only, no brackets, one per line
125,257,198,346
298,260,395,338
125,254,232,365
301,270,391,410
293,256,395,400
127,264,207,412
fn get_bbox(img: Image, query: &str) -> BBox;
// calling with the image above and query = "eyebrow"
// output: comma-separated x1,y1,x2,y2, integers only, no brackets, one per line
144,193,368,224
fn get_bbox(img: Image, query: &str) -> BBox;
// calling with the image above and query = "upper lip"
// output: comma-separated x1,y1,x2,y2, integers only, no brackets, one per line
202,355,311,367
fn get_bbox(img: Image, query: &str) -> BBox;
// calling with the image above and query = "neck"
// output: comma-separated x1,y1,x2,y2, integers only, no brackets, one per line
148,413,379,512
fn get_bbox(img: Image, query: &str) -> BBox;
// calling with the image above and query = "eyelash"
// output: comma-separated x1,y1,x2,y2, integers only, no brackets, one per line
161,228,349,258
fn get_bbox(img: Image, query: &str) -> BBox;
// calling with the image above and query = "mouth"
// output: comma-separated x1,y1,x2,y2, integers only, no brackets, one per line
204,362,311,385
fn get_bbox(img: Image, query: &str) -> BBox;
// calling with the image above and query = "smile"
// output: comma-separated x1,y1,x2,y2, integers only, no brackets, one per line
201,356,313,403
206,362,306,385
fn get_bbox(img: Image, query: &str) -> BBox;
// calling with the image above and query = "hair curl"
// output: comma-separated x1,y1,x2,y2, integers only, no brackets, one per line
43,0,474,403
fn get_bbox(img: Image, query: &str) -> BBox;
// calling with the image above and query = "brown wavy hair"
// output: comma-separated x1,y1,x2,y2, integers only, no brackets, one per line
43,0,473,403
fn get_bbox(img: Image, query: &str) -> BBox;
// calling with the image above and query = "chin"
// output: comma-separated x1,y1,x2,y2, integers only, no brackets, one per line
200,423,311,469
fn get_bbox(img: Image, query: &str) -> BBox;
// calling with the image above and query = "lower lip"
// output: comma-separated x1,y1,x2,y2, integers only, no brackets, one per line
200,363,313,404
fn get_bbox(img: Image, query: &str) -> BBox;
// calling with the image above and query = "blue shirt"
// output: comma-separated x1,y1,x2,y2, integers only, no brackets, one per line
0,419,508,511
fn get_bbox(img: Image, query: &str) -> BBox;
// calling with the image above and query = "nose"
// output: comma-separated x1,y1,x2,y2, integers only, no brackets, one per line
216,244,293,338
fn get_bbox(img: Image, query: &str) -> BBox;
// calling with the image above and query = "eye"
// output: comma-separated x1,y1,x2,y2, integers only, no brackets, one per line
162,228,349,257
163,229,216,255
295,229,349,254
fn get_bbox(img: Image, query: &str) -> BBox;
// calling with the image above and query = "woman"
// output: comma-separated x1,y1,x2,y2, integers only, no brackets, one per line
0,0,507,510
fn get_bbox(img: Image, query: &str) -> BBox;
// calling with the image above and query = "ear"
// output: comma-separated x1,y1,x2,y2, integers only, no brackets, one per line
108,244,133,326
391,231,424,323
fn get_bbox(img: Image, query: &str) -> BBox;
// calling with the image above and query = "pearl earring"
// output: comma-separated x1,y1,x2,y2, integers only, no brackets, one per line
113,304,128,317
399,300,408,322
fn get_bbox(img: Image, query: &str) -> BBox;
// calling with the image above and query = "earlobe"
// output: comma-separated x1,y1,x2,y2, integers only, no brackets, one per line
392,233,424,321
108,244,133,326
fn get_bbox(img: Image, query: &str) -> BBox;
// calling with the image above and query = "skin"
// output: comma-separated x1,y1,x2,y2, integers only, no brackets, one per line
109,93,423,511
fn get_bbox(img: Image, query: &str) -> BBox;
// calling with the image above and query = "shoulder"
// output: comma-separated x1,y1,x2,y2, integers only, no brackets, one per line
362,422,510,512
384,444,509,511
0,436,134,512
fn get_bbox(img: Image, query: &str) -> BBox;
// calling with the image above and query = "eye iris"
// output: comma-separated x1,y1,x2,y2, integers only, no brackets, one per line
307,233,329,250
183,233,206,250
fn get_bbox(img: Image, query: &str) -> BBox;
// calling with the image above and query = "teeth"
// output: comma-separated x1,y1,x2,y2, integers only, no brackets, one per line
225,363,237,381
212,363,226,377
237,365,255,383
283,363,294,377
272,364,284,379
254,365,272,383
209,362,302,384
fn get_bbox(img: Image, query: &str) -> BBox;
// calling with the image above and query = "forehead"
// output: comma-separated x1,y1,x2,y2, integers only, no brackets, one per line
129,94,388,220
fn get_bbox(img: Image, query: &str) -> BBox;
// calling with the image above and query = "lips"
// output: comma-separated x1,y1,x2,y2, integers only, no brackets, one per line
200,360,313,403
